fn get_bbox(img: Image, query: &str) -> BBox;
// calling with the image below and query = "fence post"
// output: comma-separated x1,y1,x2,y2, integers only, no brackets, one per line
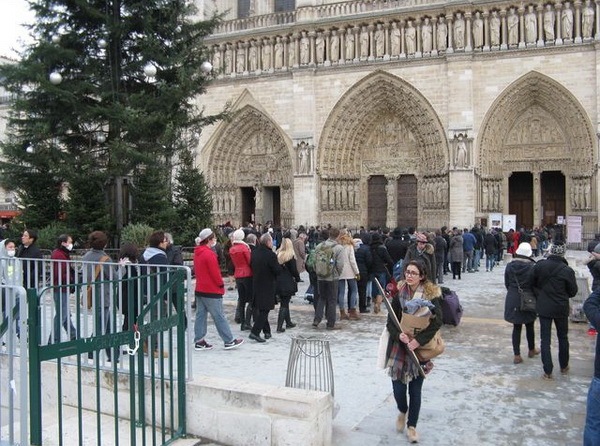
28,287,43,445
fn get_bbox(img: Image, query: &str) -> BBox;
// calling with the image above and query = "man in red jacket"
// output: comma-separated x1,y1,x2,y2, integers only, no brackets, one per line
193,228,244,351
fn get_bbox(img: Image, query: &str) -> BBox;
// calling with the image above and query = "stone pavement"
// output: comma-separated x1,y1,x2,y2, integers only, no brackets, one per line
190,250,596,446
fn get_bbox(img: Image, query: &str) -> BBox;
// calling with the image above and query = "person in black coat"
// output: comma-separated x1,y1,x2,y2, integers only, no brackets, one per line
483,229,499,272
17,229,43,288
385,228,406,264
354,232,373,313
504,242,539,364
433,230,446,284
531,242,578,379
249,233,281,342
370,233,394,313
275,238,300,333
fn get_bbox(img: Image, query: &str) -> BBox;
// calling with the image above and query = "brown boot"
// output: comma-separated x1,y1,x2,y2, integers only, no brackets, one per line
513,355,523,364
374,295,383,314
528,348,540,358
340,309,349,320
407,426,419,443
348,308,361,320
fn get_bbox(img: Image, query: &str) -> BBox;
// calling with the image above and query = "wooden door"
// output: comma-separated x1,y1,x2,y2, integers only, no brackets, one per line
541,171,565,226
509,172,533,228
368,176,387,229
397,175,417,229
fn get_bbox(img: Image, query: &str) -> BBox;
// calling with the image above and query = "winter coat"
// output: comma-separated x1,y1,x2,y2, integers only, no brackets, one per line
483,233,498,256
385,237,407,264
531,255,578,318
338,244,359,280
293,238,307,274
449,235,464,263
276,258,300,297
314,238,345,281
194,245,224,296
251,244,281,310
51,247,74,287
355,244,373,276
82,249,114,309
434,236,446,264
587,258,600,291
17,243,43,288
370,242,394,275
504,256,537,324
584,288,600,378
229,242,252,278
462,232,476,252
404,243,436,283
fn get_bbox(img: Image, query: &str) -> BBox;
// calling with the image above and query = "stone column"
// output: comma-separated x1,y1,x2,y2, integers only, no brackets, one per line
501,9,509,49
483,11,491,51
416,19,423,57
383,22,391,60
595,0,600,39
282,38,289,71
354,27,360,62
324,30,331,66
519,6,527,48
400,21,407,58
556,2,564,44
447,15,455,53
465,12,473,51
575,0,583,42
537,4,545,46
309,31,316,67
533,171,542,226
368,24,375,61
339,28,346,64
243,41,250,75
432,17,439,55
385,176,397,230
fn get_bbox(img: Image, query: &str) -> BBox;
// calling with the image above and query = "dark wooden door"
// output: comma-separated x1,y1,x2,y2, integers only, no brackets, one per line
541,171,565,226
241,187,255,225
509,172,533,229
368,176,387,229
397,175,417,229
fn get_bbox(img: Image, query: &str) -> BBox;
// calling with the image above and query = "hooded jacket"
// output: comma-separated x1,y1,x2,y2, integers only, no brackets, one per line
194,244,224,297
404,242,436,283
532,255,578,318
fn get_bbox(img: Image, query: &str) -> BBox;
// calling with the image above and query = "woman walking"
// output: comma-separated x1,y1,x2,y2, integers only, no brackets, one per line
275,238,300,333
449,229,464,280
504,242,539,364
385,259,443,443
337,230,360,320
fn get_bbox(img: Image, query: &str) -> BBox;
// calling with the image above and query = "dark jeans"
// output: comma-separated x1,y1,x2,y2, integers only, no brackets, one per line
539,316,569,374
451,262,462,279
236,277,253,326
308,270,319,310
357,274,370,311
315,280,338,328
392,376,425,428
251,308,271,336
512,321,535,355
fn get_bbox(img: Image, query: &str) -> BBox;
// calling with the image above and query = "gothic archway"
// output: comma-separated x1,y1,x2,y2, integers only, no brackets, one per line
318,70,449,229
206,105,294,226
478,71,596,230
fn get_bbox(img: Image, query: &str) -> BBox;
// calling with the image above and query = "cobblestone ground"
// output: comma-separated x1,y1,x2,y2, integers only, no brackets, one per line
191,250,595,446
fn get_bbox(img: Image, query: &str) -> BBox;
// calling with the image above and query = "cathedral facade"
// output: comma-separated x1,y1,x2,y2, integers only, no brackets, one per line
196,0,600,234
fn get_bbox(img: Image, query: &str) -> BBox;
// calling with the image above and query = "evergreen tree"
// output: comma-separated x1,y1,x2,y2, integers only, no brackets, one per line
172,147,213,245
0,0,225,236
131,160,177,230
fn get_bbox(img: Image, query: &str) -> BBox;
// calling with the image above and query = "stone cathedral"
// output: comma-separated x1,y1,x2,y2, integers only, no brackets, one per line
196,0,600,234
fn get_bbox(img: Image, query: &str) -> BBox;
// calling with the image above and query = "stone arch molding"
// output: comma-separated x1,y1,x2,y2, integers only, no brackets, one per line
205,103,294,221
478,71,596,178
318,70,449,178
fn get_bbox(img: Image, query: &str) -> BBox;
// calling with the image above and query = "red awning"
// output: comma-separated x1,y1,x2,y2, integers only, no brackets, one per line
0,210,21,218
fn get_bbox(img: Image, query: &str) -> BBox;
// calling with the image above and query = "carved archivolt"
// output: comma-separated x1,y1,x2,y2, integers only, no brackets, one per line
207,106,293,189
318,71,448,183
478,71,595,177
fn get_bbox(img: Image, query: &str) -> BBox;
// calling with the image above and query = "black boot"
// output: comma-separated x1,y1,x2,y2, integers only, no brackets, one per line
284,307,296,328
241,305,253,330
234,299,242,324
276,307,286,333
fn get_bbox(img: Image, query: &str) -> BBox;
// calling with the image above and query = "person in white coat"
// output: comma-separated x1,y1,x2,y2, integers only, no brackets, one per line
337,230,360,320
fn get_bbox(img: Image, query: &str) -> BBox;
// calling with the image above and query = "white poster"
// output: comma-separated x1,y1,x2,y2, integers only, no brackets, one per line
502,214,516,231
489,213,503,229
567,215,582,243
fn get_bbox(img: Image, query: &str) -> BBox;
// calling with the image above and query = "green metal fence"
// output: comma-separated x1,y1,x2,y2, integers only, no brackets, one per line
26,262,189,446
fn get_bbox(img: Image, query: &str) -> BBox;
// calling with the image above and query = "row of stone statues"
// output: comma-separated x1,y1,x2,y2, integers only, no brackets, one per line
321,179,360,211
481,180,502,212
572,177,592,210
211,2,599,74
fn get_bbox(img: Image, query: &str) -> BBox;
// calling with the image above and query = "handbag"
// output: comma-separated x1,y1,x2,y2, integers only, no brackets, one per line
416,331,445,361
85,255,110,309
400,310,445,361
513,271,536,313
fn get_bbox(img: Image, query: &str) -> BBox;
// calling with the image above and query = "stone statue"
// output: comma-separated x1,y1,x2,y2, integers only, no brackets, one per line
236,43,245,73
330,30,340,62
490,11,501,46
360,26,369,58
375,24,385,57
315,33,325,64
391,22,401,55
562,2,573,40
508,8,519,46
525,5,537,44
254,185,263,209
212,48,221,71
584,180,591,208
288,36,296,66
298,142,309,174
482,182,489,210
437,16,448,50
473,12,484,49
492,183,500,209
422,17,433,53
405,20,416,55
262,39,272,70
455,136,468,168
454,12,465,49
300,31,310,64
544,4,555,41
274,37,284,69
346,27,355,60
249,41,258,71
224,44,233,74
583,0,595,39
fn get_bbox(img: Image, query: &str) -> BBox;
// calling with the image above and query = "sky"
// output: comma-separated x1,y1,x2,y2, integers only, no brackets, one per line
0,0,35,59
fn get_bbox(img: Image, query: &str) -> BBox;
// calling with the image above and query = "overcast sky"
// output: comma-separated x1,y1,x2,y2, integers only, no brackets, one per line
1,0,35,59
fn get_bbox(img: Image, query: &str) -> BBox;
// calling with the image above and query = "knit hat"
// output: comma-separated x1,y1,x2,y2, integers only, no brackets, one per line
416,233,428,243
550,242,566,257
594,243,600,254
232,229,245,242
515,242,532,258
198,228,213,242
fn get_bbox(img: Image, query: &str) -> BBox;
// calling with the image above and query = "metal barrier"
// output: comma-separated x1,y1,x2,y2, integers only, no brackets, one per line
286,335,335,397
0,255,193,446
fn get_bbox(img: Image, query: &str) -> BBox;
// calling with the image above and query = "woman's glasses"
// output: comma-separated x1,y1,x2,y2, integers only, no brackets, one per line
405,270,420,277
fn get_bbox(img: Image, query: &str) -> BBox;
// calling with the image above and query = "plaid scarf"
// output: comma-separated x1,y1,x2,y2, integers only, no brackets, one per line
386,282,424,383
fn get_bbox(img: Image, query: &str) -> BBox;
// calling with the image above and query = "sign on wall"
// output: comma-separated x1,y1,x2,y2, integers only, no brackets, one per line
566,215,582,243
502,214,516,231
489,213,502,229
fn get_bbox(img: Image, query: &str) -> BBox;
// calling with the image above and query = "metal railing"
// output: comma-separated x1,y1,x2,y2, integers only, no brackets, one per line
0,255,193,446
